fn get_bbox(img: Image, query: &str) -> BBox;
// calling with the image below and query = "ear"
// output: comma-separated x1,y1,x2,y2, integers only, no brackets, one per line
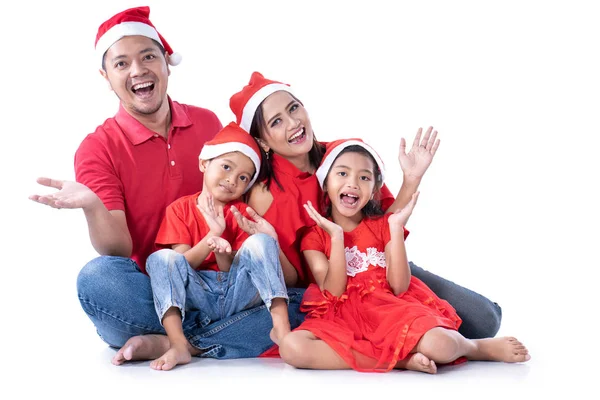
165,52,171,76
257,138,270,154
199,159,209,173
99,69,113,91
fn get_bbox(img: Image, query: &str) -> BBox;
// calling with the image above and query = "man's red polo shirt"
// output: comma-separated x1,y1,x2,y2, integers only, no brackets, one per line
75,98,222,273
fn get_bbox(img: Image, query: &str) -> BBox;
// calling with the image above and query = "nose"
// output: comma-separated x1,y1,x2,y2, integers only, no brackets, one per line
129,59,148,77
286,114,300,130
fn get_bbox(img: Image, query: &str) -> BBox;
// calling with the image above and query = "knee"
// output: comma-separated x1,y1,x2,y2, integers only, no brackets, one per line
279,333,311,368
419,328,461,364
77,256,119,297
241,233,277,253
475,302,502,338
146,249,186,276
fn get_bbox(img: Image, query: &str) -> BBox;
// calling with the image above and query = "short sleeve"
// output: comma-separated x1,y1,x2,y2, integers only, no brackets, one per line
155,203,194,248
75,135,124,211
300,226,326,253
382,216,410,246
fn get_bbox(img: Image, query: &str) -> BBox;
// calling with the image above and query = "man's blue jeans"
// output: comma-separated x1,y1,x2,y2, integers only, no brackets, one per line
78,256,501,359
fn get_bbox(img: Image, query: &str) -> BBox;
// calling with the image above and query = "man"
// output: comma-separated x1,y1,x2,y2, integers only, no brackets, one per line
30,6,301,365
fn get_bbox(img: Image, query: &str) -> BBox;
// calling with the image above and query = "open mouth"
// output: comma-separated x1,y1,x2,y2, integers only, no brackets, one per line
131,81,155,98
288,128,306,144
340,193,359,207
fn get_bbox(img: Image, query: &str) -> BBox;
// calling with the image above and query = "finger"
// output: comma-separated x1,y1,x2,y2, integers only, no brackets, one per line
398,138,407,156
411,128,422,150
246,207,262,221
303,203,322,224
36,177,64,190
431,139,441,156
421,126,433,147
426,130,438,151
217,205,224,218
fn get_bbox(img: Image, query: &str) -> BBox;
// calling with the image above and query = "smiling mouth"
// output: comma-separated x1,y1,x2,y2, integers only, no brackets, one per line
288,128,306,144
131,82,155,96
340,193,359,207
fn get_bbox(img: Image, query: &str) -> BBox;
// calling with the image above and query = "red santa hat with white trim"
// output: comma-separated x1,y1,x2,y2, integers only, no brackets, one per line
316,138,386,189
230,72,297,132
95,6,182,67
199,122,262,192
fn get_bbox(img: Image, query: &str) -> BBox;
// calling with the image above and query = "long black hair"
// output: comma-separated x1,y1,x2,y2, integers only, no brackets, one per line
249,93,325,190
321,145,385,219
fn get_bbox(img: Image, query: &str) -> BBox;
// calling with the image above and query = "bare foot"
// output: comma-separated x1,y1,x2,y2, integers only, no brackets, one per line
396,352,438,374
150,343,193,371
269,324,291,345
472,337,531,363
112,335,170,366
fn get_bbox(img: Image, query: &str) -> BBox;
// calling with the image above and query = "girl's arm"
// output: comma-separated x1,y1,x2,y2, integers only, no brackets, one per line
303,201,347,297
387,128,439,213
385,192,420,295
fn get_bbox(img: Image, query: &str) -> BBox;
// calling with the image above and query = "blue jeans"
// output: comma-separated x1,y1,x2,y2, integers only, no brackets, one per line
146,234,288,325
77,258,500,359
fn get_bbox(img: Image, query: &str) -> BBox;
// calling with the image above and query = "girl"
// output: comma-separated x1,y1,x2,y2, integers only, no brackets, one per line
277,139,530,373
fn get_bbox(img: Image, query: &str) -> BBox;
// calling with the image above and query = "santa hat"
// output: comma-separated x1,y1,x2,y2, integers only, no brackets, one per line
316,139,386,189
95,6,181,67
199,122,262,192
230,72,296,132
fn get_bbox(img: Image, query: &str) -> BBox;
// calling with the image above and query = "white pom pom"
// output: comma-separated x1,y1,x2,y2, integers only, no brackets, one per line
168,52,182,66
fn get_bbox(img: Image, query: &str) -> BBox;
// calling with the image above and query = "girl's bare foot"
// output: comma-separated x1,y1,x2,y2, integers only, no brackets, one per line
396,352,438,374
150,343,193,371
112,335,170,365
472,337,531,363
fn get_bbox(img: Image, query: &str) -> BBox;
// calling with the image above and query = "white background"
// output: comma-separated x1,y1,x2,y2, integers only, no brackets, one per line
2,0,598,398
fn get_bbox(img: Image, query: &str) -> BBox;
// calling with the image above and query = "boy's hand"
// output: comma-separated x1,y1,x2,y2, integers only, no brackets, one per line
197,194,226,236
207,237,232,254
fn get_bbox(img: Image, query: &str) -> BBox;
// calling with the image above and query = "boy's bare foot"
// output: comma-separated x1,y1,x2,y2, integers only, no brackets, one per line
112,334,170,365
269,324,291,345
472,337,531,363
150,343,194,371
396,352,438,374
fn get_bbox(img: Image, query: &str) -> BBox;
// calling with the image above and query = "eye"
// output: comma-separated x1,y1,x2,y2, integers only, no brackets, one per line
222,164,231,171
289,103,299,112
239,176,248,182
337,171,347,177
144,54,156,61
270,118,281,128
360,175,371,181
114,61,127,69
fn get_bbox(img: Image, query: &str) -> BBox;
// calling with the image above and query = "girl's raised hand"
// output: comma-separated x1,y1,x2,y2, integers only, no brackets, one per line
398,127,440,180
388,191,420,230
304,201,343,240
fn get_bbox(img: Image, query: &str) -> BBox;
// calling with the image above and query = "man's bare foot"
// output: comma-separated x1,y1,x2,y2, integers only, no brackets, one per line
150,343,193,371
395,352,438,374
472,337,531,363
112,335,170,366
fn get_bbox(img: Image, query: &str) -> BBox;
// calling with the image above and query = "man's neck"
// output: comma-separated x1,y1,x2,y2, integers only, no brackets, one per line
129,100,172,139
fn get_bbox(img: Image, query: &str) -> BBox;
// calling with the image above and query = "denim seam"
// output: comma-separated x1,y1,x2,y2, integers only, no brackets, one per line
78,296,160,331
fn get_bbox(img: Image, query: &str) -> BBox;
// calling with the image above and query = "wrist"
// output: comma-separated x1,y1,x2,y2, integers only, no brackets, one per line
401,174,422,188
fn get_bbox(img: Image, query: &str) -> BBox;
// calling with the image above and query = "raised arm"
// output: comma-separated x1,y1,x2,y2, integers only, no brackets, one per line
385,192,419,295
387,127,439,213
303,201,347,297
30,177,132,256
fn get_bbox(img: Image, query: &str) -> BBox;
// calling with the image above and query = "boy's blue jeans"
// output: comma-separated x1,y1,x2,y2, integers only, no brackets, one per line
78,255,501,359
146,234,288,327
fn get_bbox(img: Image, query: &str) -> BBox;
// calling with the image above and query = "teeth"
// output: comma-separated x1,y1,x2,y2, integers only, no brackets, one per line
132,82,153,91
288,128,304,142
343,193,358,198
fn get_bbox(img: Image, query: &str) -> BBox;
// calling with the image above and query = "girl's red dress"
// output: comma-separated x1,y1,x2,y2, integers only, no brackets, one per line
298,215,462,372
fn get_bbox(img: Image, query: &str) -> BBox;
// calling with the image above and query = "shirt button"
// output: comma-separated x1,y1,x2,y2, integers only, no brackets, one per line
171,161,175,166
168,144,171,149
153,134,159,138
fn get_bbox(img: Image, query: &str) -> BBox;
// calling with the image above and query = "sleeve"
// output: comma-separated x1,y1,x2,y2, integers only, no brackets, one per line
300,226,326,253
382,216,409,246
74,135,125,211
155,202,194,248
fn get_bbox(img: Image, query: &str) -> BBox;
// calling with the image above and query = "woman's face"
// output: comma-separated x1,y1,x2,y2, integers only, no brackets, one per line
258,91,314,160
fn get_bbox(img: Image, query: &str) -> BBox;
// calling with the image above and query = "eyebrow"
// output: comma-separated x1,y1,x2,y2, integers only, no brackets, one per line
266,100,297,125
333,164,373,175
110,48,157,64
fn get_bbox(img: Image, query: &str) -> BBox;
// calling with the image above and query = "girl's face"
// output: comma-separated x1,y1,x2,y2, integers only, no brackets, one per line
258,91,314,161
324,152,377,220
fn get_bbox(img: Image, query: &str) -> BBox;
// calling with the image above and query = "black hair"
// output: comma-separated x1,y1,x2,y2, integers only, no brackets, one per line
249,93,325,190
321,145,385,219
101,39,166,71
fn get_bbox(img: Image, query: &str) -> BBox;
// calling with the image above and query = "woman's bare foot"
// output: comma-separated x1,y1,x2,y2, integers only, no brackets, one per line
471,337,531,363
112,334,170,365
396,352,438,374
150,343,193,371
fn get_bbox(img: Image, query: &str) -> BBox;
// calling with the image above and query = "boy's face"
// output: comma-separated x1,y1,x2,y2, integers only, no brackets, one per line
200,152,255,204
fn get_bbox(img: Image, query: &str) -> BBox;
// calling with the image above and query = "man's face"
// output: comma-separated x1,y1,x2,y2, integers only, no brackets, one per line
100,36,170,117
